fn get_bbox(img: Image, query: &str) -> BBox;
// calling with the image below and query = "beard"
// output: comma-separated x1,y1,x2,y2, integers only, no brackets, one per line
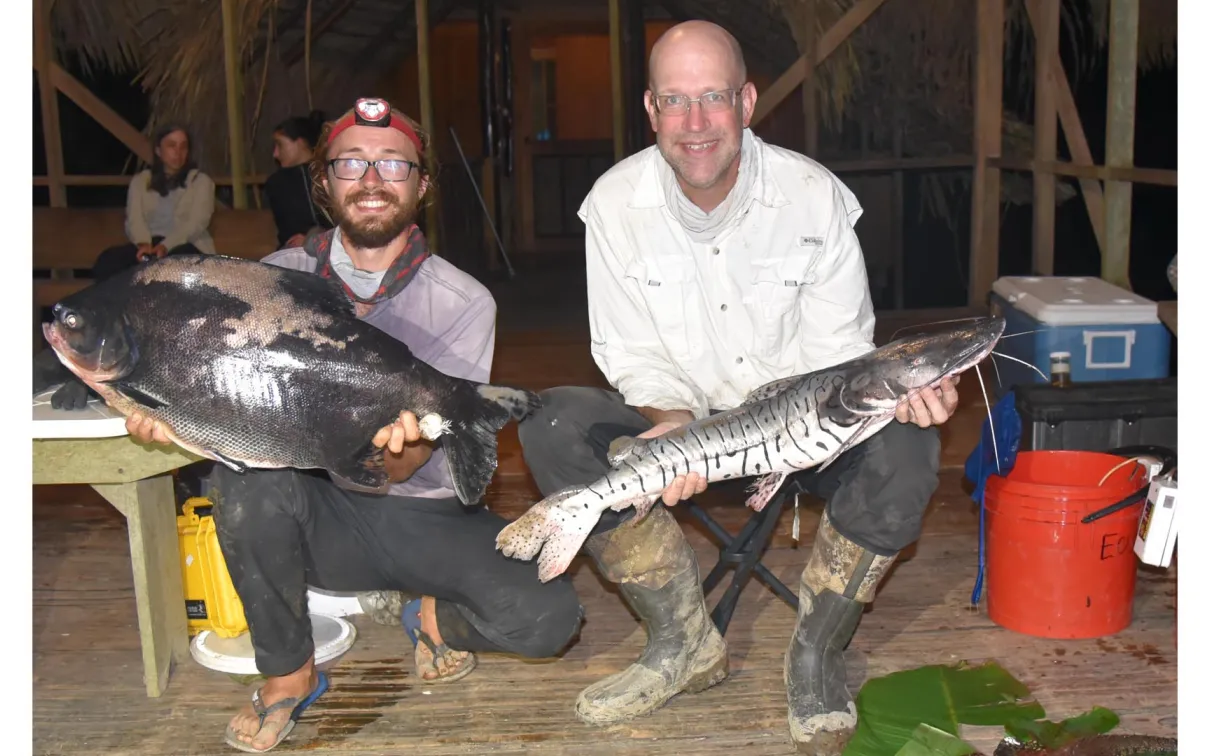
331,188,420,249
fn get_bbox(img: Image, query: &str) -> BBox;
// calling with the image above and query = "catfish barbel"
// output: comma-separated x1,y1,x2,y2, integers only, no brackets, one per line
496,317,1006,581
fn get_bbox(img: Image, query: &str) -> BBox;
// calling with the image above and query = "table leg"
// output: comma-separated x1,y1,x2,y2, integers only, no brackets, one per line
93,475,189,697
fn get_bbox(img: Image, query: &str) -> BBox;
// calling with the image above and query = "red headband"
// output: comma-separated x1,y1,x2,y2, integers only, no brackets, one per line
326,97,423,155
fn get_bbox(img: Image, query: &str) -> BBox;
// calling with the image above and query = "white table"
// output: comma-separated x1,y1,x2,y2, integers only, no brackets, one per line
33,390,202,697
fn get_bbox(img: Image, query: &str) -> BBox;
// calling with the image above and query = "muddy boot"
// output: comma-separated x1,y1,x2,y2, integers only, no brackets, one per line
785,512,898,755
576,506,729,726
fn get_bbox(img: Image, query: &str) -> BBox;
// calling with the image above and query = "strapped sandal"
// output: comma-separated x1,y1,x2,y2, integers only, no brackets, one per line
401,597,477,684
223,671,329,753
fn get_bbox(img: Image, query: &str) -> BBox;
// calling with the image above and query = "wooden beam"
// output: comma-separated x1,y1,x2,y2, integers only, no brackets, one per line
608,0,626,163
34,174,272,187
1025,0,1106,256
42,64,153,164
34,0,66,207
1103,0,1139,290
220,0,248,209
751,0,888,127
969,0,1004,307
1032,0,1059,275
990,158,1175,187
801,0,818,156
416,0,440,250
283,0,358,67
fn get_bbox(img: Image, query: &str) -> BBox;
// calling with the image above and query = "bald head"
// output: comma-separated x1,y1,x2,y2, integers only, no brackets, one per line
648,21,747,92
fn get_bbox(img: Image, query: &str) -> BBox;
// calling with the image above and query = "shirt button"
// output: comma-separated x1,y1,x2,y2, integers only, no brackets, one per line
720,304,728,311
712,247,720,255
736,356,744,364
804,274,816,285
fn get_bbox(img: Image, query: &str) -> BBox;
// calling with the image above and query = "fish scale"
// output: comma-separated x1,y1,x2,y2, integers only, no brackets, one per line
496,316,1007,582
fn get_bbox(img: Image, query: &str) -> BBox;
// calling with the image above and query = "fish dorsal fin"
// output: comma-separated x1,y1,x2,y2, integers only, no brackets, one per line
273,265,357,318
742,374,804,405
607,435,646,465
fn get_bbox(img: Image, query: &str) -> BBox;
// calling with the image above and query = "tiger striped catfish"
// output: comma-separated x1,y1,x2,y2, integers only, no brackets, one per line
41,253,538,507
496,316,1006,581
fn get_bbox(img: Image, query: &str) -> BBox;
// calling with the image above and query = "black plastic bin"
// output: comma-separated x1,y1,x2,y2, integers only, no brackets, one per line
1012,378,1178,454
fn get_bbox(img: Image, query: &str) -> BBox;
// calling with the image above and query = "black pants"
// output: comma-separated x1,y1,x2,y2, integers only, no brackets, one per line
208,464,583,677
517,386,942,556
92,236,202,281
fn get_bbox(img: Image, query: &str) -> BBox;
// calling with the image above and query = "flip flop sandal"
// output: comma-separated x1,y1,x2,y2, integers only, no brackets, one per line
401,598,478,684
223,671,330,753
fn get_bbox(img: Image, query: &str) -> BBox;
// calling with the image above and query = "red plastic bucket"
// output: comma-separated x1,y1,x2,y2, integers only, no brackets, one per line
984,450,1149,639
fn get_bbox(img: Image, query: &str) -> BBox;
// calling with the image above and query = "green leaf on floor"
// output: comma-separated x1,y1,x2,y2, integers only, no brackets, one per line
892,724,979,756
842,660,1046,756
1003,706,1121,748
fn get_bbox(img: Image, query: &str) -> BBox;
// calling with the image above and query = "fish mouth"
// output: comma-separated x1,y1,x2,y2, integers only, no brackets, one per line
41,322,123,385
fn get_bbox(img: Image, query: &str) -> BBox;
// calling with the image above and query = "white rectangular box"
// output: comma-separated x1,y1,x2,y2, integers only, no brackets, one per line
1135,477,1179,568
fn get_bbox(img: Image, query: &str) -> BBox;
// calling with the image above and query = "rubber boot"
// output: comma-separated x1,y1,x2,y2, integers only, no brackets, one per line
575,506,729,726
785,512,898,755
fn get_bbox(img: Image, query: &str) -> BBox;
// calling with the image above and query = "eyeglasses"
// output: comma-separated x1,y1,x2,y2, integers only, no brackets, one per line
653,89,739,116
327,158,419,182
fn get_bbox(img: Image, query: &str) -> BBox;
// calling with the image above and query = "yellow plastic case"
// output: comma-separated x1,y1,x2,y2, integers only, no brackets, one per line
177,497,248,638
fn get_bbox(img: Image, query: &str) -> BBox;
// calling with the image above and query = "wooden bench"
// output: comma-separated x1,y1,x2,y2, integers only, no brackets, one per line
33,207,281,309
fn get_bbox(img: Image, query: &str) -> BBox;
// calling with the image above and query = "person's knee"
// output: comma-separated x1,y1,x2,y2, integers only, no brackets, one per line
517,386,594,452
874,421,941,495
210,466,303,539
509,579,584,658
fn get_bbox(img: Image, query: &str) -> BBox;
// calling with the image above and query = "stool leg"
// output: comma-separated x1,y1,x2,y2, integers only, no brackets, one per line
709,496,785,634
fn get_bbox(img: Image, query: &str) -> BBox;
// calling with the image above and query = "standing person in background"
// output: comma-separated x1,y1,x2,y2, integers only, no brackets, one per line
264,110,333,249
92,122,216,280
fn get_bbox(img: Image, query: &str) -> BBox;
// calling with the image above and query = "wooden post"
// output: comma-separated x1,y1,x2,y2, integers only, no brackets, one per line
608,0,626,163
1103,0,1139,290
969,0,1004,307
1025,0,1107,257
416,0,439,250
1032,0,1059,275
220,0,248,209
892,120,904,309
34,0,66,207
801,0,818,157
479,0,499,270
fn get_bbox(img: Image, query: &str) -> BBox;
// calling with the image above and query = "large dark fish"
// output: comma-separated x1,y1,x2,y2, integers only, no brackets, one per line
496,317,1006,581
41,254,538,506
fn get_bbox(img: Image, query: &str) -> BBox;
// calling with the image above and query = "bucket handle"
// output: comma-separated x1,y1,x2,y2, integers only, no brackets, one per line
1080,445,1177,524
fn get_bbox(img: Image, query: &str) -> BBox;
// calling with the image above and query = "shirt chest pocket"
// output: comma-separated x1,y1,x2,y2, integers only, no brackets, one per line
745,255,820,352
624,256,703,360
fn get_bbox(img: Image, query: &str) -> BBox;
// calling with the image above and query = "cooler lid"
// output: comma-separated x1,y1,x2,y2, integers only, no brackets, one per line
991,276,1159,326
190,612,357,675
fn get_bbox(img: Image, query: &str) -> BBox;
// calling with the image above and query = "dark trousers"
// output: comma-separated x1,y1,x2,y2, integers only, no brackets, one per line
92,236,202,281
208,464,583,677
517,386,942,556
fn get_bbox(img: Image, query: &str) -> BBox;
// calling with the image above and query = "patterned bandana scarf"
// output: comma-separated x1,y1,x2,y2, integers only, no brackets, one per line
305,223,430,305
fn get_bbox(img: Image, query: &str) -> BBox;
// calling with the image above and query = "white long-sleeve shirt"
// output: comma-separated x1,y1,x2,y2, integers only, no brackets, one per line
578,132,876,419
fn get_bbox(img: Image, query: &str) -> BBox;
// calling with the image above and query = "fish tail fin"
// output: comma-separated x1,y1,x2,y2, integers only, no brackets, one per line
496,485,598,582
440,384,542,507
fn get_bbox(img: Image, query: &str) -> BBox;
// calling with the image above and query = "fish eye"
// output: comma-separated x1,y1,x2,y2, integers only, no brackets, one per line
61,310,81,329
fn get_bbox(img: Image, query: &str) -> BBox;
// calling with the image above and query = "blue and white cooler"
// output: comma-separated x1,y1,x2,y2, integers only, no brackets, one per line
988,276,1171,395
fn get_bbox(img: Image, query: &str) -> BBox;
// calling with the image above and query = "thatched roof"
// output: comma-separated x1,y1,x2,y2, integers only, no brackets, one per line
51,0,462,178
51,0,1176,192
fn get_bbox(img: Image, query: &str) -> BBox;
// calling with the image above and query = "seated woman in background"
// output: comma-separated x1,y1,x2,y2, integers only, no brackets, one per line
263,110,332,249
93,122,216,280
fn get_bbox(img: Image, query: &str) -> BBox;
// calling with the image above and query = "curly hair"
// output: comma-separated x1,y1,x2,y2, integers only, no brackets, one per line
307,105,439,218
